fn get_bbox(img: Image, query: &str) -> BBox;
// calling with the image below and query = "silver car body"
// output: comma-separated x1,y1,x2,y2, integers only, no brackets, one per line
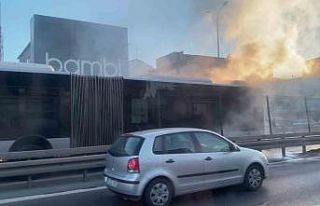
104,128,269,197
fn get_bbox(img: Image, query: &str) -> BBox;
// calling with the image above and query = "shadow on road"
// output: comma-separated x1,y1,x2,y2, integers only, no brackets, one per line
101,185,270,206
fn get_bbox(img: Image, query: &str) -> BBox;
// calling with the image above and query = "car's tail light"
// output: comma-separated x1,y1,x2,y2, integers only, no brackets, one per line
127,158,140,173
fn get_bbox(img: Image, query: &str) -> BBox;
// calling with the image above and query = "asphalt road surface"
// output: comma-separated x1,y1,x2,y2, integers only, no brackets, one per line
2,158,320,206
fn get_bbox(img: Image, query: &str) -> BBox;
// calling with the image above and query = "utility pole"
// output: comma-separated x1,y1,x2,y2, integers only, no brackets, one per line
216,1,228,58
0,0,3,62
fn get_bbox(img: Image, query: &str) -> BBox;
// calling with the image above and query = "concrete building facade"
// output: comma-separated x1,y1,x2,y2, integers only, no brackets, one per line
156,51,226,79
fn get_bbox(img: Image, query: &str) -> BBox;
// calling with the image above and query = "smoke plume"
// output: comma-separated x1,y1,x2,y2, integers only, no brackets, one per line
210,0,320,84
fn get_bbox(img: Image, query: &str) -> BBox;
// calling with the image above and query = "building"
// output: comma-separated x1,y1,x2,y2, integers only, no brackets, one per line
128,59,155,77
18,15,128,77
156,51,227,79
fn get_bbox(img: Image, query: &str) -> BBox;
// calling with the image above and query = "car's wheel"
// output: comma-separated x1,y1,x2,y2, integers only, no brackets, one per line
243,164,264,191
144,178,173,206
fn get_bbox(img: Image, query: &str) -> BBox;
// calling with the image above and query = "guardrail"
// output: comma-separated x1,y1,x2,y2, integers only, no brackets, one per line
230,132,320,156
1,132,320,187
0,145,109,187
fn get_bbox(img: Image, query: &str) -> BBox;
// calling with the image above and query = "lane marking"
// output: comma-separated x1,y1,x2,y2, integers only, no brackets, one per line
0,186,107,205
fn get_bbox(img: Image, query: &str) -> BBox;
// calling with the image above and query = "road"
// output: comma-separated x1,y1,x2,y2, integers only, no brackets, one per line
2,158,320,206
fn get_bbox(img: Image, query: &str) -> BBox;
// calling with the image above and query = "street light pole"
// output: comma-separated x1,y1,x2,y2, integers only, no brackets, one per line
0,0,3,62
216,1,229,58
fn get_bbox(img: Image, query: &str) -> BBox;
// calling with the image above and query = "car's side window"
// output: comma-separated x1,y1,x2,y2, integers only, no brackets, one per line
153,132,196,154
153,136,164,154
194,132,231,153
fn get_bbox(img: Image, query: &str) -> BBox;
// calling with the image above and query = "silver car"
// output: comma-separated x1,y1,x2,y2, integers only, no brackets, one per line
104,128,269,206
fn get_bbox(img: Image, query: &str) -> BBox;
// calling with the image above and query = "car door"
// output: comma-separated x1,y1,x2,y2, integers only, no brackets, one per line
152,132,208,194
193,132,243,189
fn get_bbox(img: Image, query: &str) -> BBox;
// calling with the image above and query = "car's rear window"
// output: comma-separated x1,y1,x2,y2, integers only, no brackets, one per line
108,136,144,157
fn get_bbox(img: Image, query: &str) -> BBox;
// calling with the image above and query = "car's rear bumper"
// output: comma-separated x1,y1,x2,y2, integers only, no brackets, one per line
104,174,142,197
108,187,141,201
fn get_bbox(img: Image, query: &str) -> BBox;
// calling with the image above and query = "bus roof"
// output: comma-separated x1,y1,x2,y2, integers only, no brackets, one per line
0,62,57,74
0,62,243,87
128,75,213,85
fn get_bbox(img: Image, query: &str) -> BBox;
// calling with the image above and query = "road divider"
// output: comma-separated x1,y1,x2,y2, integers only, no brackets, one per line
0,145,109,187
230,132,320,156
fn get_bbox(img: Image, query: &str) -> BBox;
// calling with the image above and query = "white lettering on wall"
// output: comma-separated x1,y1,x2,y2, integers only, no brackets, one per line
45,52,123,77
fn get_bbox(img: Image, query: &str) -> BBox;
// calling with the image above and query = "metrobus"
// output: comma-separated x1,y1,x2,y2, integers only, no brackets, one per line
0,63,264,152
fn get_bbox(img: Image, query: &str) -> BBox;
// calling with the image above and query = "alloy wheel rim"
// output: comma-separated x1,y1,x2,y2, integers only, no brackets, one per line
150,183,169,206
248,168,262,188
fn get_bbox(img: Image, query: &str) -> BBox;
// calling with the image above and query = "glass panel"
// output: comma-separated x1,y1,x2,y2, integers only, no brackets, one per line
162,132,195,154
194,132,230,153
131,98,148,124
108,136,144,157
0,89,68,140
153,137,163,154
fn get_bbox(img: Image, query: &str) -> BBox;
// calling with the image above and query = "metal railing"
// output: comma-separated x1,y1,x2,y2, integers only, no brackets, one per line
0,145,109,187
1,132,320,187
230,132,320,156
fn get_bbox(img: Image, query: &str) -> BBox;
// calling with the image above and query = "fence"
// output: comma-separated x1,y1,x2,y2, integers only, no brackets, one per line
266,96,320,135
222,95,320,137
0,145,108,187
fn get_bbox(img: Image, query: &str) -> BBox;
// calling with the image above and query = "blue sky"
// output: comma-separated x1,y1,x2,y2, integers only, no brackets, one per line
2,0,230,66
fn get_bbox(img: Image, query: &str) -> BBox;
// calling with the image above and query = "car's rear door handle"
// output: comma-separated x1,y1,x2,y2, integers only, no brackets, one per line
165,159,175,163
205,156,212,161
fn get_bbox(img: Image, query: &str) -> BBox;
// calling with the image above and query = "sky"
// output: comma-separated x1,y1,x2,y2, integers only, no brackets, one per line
2,0,231,66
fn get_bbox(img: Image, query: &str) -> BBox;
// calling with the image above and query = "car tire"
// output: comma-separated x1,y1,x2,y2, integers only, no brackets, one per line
144,178,173,206
243,164,264,191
